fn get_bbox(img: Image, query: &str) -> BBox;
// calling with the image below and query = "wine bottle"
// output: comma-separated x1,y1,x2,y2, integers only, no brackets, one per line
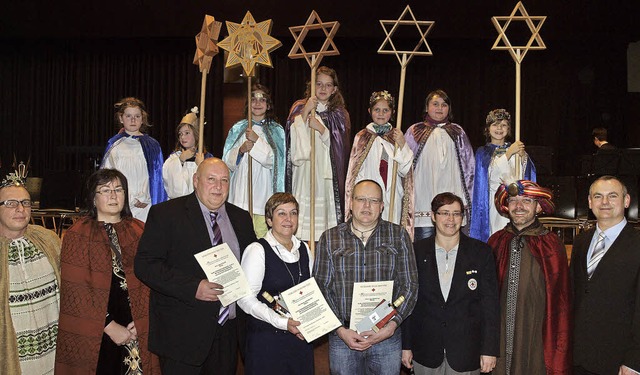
262,291,291,318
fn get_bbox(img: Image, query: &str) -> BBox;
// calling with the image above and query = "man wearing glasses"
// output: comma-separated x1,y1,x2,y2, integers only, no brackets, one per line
488,180,571,375
314,179,418,375
0,174,61,374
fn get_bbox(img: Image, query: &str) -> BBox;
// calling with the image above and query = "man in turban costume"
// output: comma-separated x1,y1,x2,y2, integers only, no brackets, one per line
488,180,571,375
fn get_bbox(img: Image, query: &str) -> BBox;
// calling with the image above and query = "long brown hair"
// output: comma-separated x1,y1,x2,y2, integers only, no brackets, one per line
304,66,346,112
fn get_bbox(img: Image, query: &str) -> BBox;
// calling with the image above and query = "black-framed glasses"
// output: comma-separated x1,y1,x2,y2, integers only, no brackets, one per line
435,211,463,218
96,188,125,196
0,199,32,208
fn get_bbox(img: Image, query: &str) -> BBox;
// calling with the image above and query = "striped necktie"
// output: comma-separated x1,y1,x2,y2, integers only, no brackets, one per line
587,232,606,278
209,211,230,325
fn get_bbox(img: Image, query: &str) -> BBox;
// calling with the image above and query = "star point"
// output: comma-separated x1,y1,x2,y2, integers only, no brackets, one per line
378,5,435,67
218,11,282,77
193,15,222,73
288,11,340,68
491,1,546,63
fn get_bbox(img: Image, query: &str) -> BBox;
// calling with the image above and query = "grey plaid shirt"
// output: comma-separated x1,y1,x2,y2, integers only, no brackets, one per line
313,219,418,326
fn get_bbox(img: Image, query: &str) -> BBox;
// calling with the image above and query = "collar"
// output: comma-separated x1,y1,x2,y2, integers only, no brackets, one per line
264,230,302,255
596,217,627,243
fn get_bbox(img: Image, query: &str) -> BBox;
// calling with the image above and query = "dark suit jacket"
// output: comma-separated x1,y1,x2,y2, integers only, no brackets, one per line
572,223,640,374
597,142,617,152
402,233,500,372
134,193,256,365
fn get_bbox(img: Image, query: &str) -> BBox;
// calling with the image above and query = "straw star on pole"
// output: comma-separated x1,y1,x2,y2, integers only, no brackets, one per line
192,14,222,154
288,11,340,253
491,1,546,177
288,11,340,68
193,15,222,73
491,1,546,64
377,5,434,228
378,4,434,67
218,11,282,77
217,11,282,220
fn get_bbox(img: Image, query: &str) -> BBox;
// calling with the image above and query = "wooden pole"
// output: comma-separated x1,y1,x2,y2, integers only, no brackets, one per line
247,74,254,220
515,49,522,178
387,53,408,224
309,56,317,255
197,70,207,153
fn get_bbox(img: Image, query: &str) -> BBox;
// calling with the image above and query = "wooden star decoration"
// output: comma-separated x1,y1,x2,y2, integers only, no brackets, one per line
193,15,222,73
378,5,435,67
217,11,282,77
288,11,340,68
491,1,546,64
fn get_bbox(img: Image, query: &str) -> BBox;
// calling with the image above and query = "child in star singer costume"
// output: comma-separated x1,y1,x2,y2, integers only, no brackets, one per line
162,107,213,199
345,90,414,238
285,66,351,242
470,109,536,242
223,84,286,238
405,89,474,241
101,97,167,222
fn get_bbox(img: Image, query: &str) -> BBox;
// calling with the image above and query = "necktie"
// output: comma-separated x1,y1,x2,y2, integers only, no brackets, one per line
209,211,222,246
587,232,606,278
210,211,230,325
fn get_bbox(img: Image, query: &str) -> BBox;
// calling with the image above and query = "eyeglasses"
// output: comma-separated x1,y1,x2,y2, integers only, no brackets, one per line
435,211,463,218
507,197,536,205
353,196,382,205
0,199,32,208
96,188,125,196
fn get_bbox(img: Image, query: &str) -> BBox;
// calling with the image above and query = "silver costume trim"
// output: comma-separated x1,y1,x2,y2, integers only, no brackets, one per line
505,236,523,375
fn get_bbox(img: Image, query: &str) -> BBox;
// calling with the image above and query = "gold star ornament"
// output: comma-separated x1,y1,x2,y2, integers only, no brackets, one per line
288,11,340,68
193,15,222,73
217,11,282,77
378,5,435,67
492,1,546,63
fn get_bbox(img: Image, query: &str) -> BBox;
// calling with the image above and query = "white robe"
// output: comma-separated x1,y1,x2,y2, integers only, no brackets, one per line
162,151,197,199
223,125,274,216
350,124,413,225
488,153,525,235
414,127,468,228
102,137,151,222
290,113,337,242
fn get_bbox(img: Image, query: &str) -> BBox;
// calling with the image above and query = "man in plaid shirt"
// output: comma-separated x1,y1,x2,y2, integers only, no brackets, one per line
314,179,418,375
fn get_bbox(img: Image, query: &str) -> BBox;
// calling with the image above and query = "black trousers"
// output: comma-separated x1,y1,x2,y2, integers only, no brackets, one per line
159,319,238,375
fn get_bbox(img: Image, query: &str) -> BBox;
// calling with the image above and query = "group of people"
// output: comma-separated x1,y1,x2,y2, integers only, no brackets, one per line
99,66,534,245
0,63,638,375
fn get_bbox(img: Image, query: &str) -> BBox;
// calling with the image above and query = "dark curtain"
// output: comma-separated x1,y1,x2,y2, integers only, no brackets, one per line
0,35,630,183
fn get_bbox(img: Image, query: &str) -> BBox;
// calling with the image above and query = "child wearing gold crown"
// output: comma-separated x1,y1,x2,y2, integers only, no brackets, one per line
344,90,414,238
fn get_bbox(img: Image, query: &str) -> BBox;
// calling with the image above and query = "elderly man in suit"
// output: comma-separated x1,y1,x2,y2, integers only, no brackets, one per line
402,192,499,374
135,157,256,375
572,175,640,375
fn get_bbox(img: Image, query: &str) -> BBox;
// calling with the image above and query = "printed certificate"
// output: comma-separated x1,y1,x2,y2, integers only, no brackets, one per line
349,281,393,331
281,277,341,343
194,243,251,307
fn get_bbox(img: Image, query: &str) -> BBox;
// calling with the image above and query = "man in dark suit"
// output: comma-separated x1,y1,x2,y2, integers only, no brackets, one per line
402,192,499,374
592,127,617,153
135,158,256,375
572,175,640,375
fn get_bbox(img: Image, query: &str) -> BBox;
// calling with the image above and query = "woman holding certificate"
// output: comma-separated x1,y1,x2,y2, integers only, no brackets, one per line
238,193,314,375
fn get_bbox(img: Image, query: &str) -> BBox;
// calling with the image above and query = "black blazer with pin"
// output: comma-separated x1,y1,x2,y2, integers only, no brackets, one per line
402,233,500,372
572,223,640,374
134,192,256,366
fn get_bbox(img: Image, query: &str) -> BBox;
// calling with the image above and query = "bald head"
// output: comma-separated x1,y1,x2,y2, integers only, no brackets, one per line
193,158,230,211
